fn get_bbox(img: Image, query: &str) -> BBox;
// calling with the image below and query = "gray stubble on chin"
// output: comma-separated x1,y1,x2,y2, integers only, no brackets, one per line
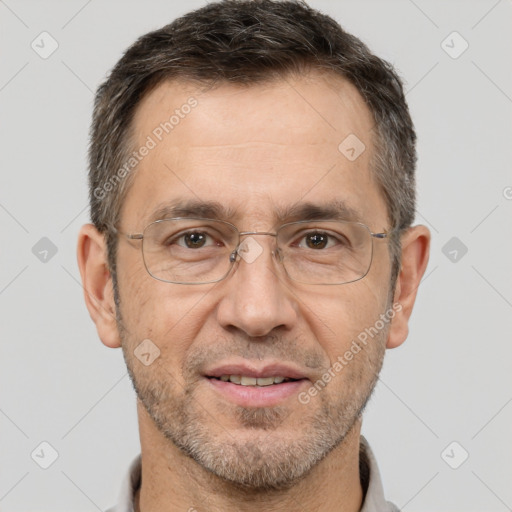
119,313,388,490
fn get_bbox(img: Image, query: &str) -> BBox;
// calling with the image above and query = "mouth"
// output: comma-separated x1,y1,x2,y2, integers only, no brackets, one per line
203,362,309,407
209,375,301,386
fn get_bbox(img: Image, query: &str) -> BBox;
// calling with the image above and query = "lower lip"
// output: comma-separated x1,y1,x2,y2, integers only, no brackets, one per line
206,377,308,407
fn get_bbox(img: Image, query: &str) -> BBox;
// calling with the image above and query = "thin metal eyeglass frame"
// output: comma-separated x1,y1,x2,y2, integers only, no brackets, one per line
124,217,391,285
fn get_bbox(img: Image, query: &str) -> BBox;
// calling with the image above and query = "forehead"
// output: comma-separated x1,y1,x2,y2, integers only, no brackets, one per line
123,72,387,229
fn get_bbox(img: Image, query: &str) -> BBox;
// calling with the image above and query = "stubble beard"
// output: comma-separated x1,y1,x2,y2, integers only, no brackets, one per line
119,324,386,492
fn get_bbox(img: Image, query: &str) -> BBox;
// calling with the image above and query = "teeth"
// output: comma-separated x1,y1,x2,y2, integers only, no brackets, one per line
256,377,274,386
217,375,291,386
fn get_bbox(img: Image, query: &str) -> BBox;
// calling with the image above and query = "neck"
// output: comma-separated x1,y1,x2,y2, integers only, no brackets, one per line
135,402,363,512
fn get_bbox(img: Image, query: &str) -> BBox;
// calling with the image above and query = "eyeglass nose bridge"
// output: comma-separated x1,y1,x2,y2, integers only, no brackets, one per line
229,230,281,264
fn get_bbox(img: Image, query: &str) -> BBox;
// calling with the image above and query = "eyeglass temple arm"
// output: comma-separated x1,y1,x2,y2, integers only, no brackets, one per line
104,224,143,240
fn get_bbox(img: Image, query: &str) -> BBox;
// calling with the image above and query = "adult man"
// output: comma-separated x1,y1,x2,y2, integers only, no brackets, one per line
77,0,430,510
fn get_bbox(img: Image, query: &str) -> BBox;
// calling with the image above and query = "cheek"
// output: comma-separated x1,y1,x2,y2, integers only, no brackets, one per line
117,268,151,327
118,273,216,363
303,291,388,404
300,284,388,363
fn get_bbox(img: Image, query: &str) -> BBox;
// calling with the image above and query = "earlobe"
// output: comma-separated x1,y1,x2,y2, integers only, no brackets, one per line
77,224,121,348
386,225,431,349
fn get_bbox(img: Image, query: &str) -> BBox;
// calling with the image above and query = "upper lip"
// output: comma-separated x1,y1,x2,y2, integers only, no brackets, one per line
204,361,308,380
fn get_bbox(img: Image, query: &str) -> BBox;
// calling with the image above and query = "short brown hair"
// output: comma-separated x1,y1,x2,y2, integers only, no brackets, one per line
89,0,416,284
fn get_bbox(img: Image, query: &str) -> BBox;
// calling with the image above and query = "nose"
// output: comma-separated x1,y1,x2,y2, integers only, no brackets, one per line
215,236,298,338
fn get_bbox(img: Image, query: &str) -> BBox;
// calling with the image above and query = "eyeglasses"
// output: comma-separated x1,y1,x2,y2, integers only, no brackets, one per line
124,217,391,285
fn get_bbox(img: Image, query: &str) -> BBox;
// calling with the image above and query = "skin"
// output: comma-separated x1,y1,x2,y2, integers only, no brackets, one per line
78,72,430,512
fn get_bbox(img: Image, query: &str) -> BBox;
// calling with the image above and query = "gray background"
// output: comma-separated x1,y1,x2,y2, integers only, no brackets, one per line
1,0,511,510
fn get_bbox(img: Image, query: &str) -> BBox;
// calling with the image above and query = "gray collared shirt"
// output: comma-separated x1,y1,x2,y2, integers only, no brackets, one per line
106,436,399,512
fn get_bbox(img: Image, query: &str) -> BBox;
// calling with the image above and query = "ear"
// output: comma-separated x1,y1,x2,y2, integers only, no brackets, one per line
77,224,121,348
386,225,431,349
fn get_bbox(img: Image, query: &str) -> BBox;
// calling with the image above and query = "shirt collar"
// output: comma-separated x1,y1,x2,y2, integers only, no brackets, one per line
359,436,399,512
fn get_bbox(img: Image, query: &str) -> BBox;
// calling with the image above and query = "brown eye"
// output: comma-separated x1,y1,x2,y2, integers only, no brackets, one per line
183,232,207,248
305,233,328,249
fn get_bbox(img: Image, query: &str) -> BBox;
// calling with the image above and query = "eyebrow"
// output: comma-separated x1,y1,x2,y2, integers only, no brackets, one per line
147,198,363,226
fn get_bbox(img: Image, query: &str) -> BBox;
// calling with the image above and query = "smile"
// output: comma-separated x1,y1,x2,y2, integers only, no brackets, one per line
212,375,299,386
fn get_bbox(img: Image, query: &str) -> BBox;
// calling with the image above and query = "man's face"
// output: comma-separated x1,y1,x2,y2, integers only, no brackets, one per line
116,73,393,489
